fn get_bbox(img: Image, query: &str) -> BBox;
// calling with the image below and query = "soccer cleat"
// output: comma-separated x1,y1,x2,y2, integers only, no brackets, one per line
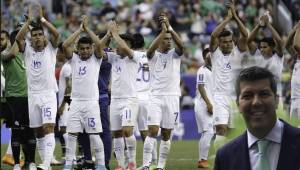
2,154,15,166
50,157,63,166
29,162,37,170
141,166,149,170
197,159,209,169
95,165,107,170
155,168,163,170
37,164,52,170
13,164,21,170
2,154,25,167
114,165,125,170
62,165,72,170
126,162,136,170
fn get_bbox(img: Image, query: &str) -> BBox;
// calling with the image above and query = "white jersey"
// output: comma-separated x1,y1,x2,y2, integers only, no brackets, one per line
24,43,58,93
107,51,140,99
195,66,213,104
58,62,71,107
149,48,181,96
291,60,300,99
254,49,283,82
70,53,102,101
136,51,150,98
211,47,244,95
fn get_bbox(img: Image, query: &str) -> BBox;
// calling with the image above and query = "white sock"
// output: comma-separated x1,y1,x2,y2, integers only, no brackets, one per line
142,136,156,167
114,137,125,168
43,133,55,168
63,133,68,157
157,140,171,169
89,135,105,166
36,137,45,162
214,135,226,150
151,139,158,163
199,132,214,160
6,139,12,155
125,135,136,164
65,134,77,166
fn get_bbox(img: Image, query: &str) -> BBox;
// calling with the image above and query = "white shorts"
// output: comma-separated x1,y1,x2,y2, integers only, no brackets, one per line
290,98,300,118
194,100,213,133
137,99,148,131
213,95,236,128
110,98,138,131
147,96,180,129
59,103,70,127
67,100,102,133
28,92,57,128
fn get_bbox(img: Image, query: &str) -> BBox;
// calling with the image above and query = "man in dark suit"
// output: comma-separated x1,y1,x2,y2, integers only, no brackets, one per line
214,66,300,170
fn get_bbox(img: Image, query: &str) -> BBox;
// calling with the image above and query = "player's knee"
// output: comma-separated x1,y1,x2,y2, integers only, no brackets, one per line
215,125,228,136
34,127,44,138
42,123,55,134
60,126,67,134
122,126,133,137
161,128,172,141
112,130,123,138
148,125,159,137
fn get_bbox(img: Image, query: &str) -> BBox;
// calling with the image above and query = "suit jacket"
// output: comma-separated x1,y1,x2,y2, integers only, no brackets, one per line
214,120,300,170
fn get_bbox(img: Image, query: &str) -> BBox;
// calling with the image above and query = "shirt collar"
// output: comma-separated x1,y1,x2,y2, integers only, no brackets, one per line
247,119,283,148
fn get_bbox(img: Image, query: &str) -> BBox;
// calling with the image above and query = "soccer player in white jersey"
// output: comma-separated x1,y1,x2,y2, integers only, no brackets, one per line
62,16,106,170
132,33,158,168
141,13,184,170
247,14,284,98
15,4,59,170
286,22,300,118
104,21,140,170
194,48,215,169
57,43,72,159
209,2,248,146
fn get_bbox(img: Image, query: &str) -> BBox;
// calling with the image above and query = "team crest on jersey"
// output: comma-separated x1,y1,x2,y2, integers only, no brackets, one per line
223,62,231,70
32,60,42,69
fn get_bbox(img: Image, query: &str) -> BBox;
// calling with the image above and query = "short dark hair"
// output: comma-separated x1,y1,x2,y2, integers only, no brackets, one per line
259,37,275,48
1,30,10,38
30,26,44,34
218,30,232,38
9,30,20,44
235,66,277,99
202,48,210,60
132,33,145,49
78,36,92,45
57,42,63,51
120,33,134,47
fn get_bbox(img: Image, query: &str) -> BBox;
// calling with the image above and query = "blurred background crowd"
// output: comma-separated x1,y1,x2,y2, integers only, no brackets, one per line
1,0,299,111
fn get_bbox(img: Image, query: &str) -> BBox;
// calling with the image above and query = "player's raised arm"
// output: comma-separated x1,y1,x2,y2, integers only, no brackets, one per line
294,21,300,55
83,16,105,59
38,3,59,48
265,16,283,57
229,1,248,52
62,22,84,60
146,20,167,59
108,21,134,58
285,22,300,56
162,14,184,56
15,6,33,53
210,8,232,52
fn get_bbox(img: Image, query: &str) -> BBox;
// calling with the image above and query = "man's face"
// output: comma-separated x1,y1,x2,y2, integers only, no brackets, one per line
237,79,278,135
78,43,93,60
0,33,9,52
259,42,273,57
160,33,172,51
30,30,46,50
219,35,233,54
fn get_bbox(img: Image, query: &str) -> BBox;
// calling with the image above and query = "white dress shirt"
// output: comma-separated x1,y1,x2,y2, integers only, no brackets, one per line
247,119,283,170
